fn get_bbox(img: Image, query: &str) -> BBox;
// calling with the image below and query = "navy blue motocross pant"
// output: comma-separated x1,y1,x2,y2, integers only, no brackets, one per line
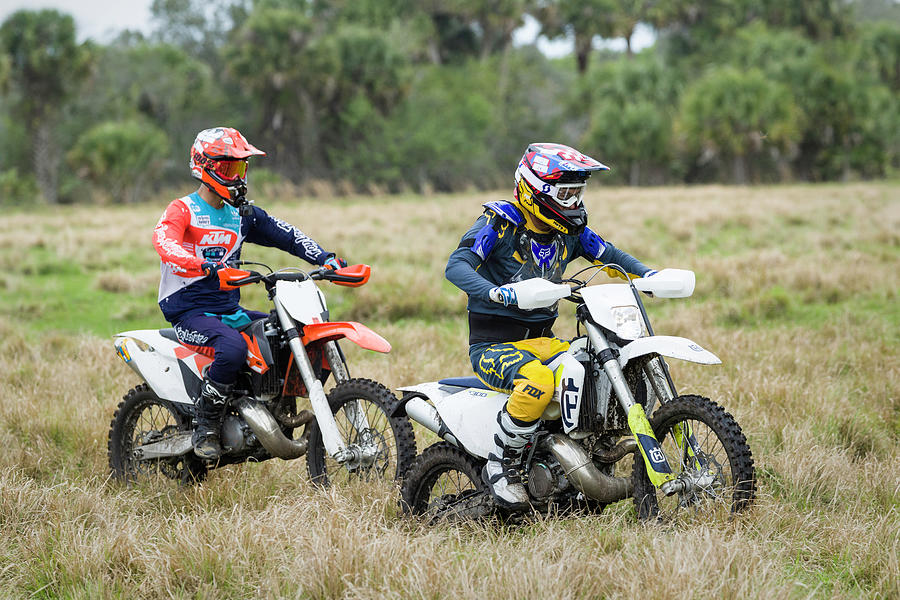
172,310,268,385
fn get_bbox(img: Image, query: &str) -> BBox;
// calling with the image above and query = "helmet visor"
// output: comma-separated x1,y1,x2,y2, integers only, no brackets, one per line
213,159,248,181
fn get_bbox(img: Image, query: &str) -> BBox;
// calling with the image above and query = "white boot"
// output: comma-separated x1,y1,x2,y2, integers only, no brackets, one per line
482,408,538,510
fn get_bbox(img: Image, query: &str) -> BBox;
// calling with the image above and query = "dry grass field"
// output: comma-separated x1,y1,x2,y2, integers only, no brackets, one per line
0,183,897,599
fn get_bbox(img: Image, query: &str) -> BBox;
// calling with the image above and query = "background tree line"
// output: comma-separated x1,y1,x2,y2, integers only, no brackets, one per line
0,0,898,204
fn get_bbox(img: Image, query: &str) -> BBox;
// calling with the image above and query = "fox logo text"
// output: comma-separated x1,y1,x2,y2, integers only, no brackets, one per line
521,384,544,399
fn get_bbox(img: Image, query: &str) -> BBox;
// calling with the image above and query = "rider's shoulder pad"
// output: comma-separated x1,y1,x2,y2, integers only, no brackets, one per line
483,201,524,227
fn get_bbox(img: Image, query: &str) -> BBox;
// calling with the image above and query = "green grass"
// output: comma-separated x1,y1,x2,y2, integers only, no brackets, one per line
0,267,158,337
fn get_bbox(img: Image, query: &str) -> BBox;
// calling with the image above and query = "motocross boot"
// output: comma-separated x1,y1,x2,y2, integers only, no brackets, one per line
192,377,232,460
482,408,538,511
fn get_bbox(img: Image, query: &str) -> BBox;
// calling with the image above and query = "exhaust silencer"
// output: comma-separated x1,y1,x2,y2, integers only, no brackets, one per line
546,434,633,503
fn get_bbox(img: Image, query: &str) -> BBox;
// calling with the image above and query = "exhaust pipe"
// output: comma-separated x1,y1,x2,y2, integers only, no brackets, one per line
546,434,633,503
236,397,312,460
593,438,638,464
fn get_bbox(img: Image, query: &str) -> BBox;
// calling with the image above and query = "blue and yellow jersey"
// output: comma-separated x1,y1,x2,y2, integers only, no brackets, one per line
445,201,653,327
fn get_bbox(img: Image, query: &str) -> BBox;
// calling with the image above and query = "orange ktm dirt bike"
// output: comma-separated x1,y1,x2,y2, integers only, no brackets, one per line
108,262,415,485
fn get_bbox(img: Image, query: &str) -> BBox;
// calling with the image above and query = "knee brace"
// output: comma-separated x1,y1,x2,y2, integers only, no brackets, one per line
506,360,556,422
545,353,585,432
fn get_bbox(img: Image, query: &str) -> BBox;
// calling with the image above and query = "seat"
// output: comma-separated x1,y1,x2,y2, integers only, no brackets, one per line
158,328,179,343
438,376,491,390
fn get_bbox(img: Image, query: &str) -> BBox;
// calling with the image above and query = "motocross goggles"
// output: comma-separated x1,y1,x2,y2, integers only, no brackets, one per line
212,159,248,181
518,161,586,207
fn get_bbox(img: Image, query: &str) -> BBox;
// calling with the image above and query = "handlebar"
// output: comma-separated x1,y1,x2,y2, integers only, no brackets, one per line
218,264,371,290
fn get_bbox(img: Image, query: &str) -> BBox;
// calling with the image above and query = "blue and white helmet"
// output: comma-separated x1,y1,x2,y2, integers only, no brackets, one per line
514,143,609,235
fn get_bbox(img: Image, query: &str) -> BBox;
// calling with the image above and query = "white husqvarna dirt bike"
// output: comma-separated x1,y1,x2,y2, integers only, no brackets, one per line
398,266,756,522
109,263,415,485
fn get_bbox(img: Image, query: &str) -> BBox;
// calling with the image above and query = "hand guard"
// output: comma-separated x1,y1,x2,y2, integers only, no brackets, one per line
489,285,518,307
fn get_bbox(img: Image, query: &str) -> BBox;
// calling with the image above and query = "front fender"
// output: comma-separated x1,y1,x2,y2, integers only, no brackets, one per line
619,335,721,367
301,321,391,353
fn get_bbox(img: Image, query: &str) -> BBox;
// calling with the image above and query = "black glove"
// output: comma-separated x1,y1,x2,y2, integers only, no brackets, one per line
201,261,223,277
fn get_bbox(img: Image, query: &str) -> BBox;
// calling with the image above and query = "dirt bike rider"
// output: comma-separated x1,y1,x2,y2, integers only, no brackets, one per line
153,127,347,461
445,143,657,510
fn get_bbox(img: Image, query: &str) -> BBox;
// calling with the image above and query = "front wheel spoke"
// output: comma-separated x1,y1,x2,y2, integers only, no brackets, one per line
327,401,396,480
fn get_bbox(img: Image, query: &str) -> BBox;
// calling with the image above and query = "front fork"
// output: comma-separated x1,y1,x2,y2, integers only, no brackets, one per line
585,323,680,493
643,356,704,470
274,298,362,463
323,340,371,437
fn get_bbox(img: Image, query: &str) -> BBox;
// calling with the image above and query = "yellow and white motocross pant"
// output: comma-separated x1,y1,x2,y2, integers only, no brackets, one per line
472,337,570,423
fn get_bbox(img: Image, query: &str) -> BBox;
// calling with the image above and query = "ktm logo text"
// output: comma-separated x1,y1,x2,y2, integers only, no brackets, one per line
199,231,232,245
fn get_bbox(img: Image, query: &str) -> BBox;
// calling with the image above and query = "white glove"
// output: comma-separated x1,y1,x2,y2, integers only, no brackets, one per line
640,269,658,297
489,285,518,307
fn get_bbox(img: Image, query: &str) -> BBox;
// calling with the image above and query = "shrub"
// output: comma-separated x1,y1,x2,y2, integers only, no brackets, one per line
0,168,39,205
68,119,169,203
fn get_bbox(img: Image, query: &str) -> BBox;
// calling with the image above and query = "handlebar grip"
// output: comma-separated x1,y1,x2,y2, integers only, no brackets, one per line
326,264,370,287
226,275,260,287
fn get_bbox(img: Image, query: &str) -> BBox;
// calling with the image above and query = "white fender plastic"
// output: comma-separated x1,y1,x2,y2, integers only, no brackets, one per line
396,382,447,400
429,387,508,459
618,335,721,367
114,330,194,405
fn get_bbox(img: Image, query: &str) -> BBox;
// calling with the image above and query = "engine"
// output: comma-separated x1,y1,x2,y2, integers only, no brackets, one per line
220,413,257,454
526,455,569,501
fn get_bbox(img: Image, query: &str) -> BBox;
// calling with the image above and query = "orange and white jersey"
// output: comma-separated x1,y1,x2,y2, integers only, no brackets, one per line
153,192,329,322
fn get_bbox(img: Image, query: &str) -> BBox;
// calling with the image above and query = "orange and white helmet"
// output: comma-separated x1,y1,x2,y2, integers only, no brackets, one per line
190,127,266,205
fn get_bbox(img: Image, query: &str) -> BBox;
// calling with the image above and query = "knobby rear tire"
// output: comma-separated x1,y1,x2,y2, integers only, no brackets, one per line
108,384,207,484
400,442,491,523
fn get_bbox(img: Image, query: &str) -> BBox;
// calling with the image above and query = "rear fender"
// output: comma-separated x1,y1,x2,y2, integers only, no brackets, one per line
113,330,197,405
396,381,508,459
433,387,508,460
618,335,721,368
301,321,391,353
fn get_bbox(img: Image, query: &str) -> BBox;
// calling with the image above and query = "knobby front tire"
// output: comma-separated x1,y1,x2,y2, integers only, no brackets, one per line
306,378,416,486
633,395,756,521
